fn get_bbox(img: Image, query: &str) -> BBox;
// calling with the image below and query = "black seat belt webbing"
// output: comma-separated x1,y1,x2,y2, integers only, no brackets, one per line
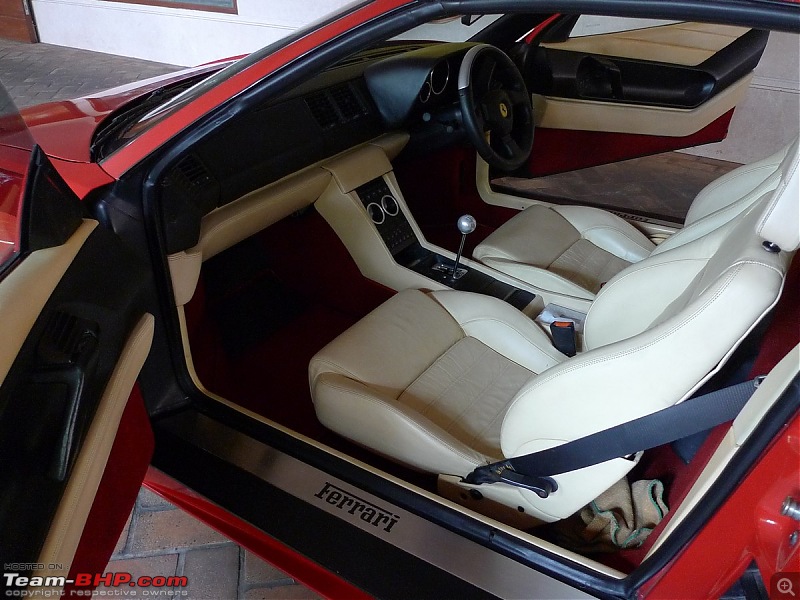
464,379,760,497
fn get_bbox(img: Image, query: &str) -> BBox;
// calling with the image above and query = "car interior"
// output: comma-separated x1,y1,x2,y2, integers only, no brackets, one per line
136,12,798,580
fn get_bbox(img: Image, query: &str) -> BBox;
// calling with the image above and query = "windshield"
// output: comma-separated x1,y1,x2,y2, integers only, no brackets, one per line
392,15,504,42
97,0,372,162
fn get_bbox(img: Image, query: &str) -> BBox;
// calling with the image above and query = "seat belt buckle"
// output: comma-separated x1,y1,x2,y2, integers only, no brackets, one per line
550,320,577,357
464,462,558,498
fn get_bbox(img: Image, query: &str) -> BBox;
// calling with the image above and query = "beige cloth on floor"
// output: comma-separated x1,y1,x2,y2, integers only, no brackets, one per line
550,477,668,553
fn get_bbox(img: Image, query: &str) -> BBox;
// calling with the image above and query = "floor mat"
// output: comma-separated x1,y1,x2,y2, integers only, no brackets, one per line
203,238,309,358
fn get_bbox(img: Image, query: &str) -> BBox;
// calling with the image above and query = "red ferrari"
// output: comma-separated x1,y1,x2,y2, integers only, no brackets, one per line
1,0,799,598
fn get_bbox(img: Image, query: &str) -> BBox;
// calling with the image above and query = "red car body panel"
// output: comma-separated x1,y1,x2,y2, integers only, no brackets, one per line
644,412,800,599
19,64,229,165
47,158,114,200
0,144,29,265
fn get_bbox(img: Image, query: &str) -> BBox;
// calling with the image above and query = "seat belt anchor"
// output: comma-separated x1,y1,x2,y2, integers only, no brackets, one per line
463,461,558,498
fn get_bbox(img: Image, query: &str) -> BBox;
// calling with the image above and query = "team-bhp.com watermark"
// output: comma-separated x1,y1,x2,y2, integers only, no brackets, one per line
3,566,188,597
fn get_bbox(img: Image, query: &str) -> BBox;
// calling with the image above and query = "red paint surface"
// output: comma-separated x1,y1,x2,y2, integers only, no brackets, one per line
0,144,30,266
528,110,735,177
144,469,373,600
21,64,227,164
49,158,115,200
642,410,800,598
64,385,154,597
640,257,800,596
524,13,562,44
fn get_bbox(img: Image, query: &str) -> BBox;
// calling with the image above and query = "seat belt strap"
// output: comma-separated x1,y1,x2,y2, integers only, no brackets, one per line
464,378,760,498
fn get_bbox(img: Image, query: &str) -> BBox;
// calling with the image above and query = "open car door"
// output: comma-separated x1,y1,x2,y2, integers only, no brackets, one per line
515,17,769,175
0,86,154,594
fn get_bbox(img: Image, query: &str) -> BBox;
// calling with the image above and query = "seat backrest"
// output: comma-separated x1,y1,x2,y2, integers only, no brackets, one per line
653,137,796,255
499,141,797,518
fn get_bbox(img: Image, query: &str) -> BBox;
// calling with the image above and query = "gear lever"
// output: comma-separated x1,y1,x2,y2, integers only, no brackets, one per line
451,214,476,279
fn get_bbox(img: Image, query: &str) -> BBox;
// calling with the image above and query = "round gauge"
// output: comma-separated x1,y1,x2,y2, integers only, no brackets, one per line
418,80,432,104
381,194,399,216
430,60,450,95
366,202,385,225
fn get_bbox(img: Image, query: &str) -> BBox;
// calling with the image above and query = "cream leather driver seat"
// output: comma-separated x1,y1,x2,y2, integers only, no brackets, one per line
309,141,798,523
473,138,797,300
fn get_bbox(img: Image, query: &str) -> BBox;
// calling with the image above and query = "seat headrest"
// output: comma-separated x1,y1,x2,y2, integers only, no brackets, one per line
757,136,799,252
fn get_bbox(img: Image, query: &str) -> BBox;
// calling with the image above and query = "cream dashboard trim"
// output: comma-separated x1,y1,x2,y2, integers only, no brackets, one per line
167,132,410,307
533,73,752,136
0,220,97,387
541,23,750,66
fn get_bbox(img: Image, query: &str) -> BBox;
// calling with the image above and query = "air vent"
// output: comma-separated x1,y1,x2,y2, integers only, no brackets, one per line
306,82,369,130
330,83,367,122
162,153,220,216
306,92,339,130
174,154,212,189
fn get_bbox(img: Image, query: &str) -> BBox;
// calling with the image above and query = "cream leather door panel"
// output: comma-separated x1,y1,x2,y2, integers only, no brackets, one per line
516,19,769,176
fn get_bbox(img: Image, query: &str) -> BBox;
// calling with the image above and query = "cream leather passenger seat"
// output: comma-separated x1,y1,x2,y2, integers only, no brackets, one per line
308,140,798,523
473,139,797,300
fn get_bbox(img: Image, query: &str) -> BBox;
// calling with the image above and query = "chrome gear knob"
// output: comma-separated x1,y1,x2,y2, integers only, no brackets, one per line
457,214,477,235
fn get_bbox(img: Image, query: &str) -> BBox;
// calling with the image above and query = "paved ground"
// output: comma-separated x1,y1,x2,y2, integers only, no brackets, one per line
0,38,180,108
106,488,319,599
0,38,317,600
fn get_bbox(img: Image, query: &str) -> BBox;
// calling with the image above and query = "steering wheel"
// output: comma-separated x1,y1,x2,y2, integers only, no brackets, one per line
458,44,534,172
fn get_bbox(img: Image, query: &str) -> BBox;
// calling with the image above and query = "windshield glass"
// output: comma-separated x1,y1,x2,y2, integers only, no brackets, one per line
97,0,371,162
392,14,503,42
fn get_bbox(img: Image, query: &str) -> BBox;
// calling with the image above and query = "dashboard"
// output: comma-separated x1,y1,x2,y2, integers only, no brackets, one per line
159,41,477,254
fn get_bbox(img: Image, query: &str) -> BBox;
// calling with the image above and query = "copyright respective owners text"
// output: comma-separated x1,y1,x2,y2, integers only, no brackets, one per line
773,572,800,599
3,565,188,597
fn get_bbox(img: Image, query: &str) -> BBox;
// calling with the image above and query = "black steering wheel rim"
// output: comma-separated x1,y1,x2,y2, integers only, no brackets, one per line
458,44,534,172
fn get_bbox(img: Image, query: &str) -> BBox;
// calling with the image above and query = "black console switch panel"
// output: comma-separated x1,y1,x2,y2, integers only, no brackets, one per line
396,244,535,311
356,178,416,255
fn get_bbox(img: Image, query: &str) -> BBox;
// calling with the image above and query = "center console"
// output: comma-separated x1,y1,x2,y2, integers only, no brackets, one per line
353,176,536,311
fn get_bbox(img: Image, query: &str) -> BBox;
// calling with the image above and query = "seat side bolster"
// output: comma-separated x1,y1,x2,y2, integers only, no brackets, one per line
430,290,568,371
553,205,655,262
686,141,792,225
312,372,489,475
757,139,800,252
655,171,782,256
502,259,787,460
583,257,708,349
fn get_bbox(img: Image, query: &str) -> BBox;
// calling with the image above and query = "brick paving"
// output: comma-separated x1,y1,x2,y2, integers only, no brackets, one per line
1,38,318,599
0,38,180,108
106,488,319,600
